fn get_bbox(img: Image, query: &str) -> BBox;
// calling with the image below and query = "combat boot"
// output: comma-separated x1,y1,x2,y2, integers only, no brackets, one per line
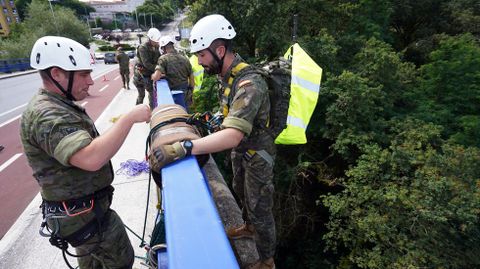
226,223,255,239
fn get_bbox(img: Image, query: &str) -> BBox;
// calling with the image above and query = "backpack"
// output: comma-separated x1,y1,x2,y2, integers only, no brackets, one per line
227,44,322,145
230,57,292,141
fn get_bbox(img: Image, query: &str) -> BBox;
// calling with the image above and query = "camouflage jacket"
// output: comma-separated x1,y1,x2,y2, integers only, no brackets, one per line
220,54,275,153
137,41,160,76
116,52,130,72
156,50,192,90
20,89,114,201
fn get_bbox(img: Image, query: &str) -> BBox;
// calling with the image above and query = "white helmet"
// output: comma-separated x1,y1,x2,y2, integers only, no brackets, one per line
30,36,92,71
159,35,175,47
147,28,161,42
189,14,236,53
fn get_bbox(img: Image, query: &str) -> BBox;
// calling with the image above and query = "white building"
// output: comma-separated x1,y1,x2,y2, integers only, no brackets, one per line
81,0,144,14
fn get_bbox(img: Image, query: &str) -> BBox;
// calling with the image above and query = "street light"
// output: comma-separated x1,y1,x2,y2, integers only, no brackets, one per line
48,0,59,35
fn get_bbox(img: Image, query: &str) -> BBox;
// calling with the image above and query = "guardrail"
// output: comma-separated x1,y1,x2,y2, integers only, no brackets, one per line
154,79,239,269
0,58,31,73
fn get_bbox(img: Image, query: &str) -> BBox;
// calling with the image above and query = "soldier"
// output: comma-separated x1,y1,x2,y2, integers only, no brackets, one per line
133,28,161,108
20,36,151,269
116,47,130,89
151,15,276,269
151,35,194,109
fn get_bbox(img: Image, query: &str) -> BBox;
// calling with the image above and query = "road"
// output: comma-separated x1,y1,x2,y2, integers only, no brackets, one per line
0,62,125,239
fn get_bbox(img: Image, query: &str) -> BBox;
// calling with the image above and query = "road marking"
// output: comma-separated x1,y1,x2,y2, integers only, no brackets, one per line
80,101,88,107
114,75,120,80
0,114,21,128
0,153,22,172
0,104,27,117
99,85,109,92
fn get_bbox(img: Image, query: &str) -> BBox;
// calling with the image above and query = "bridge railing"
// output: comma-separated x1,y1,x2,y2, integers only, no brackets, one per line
0,58,31,73
154,79,239,269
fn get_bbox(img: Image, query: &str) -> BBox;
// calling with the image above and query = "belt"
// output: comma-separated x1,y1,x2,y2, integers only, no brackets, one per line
244,149,274,166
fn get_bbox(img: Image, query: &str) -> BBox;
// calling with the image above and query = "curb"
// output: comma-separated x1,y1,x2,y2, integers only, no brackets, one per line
0,70,38,80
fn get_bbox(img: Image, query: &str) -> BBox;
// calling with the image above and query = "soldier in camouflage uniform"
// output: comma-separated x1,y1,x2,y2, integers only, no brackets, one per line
134,28,161,108
116,47,130,89
150,15,276,269
20,36,151,269
151,35,194,110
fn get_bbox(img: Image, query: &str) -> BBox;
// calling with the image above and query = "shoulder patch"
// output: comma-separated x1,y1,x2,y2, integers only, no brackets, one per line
238,80,252,88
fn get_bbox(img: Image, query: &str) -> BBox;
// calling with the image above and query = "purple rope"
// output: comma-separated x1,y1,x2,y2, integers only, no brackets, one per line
116,159,150,177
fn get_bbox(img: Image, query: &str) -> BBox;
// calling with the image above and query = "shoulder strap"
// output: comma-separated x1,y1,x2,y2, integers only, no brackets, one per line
221,62,250,116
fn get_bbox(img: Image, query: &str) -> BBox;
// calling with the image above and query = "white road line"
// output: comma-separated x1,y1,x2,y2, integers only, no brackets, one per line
0,104,27,117
0,153,22,172
99,85,109,92
80,101,88,107
114,75,120,80
0,114,21,128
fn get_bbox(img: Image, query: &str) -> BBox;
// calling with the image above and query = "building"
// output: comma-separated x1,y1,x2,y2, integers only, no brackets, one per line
81,0,144,13
0,0,20,37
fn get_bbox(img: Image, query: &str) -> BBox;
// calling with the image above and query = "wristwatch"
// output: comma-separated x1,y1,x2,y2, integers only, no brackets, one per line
182,140,193,156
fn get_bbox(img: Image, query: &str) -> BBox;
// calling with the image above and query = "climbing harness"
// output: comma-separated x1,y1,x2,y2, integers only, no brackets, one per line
39,186,113,269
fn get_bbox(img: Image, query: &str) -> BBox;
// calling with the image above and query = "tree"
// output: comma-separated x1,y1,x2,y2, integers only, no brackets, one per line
415,33,480,147
323,119,480,268
0,0,90,59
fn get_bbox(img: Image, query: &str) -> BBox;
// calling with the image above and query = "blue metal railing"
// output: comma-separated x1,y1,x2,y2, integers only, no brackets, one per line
154,79,239,269
0,58,31,73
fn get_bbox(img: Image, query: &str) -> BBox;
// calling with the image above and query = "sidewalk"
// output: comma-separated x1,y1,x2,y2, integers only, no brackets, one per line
0,84,158,268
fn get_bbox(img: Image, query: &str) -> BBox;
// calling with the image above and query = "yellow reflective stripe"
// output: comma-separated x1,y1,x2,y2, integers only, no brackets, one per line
291,74,320,94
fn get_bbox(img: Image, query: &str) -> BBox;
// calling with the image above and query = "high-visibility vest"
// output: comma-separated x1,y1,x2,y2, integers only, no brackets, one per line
275,43,322,144
189,55,204,92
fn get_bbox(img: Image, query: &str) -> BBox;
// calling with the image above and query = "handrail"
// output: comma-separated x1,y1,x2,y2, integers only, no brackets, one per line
154,79,239,269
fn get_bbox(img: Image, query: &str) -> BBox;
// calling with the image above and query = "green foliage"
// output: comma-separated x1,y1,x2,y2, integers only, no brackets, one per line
322,71,386,160
183,1,480,268
135,0,175,27
0,0,90,59
322,119,480,268
191,75,219,113
415,34,480,147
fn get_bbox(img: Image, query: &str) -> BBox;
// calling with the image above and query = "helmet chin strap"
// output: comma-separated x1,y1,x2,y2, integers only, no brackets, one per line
47,69,76,101
207,47,225,74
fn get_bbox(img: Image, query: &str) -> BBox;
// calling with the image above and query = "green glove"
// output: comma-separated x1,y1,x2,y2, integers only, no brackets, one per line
150,141,186,172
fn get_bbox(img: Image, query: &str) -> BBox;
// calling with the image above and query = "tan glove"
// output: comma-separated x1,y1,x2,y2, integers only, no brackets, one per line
149,142,186,172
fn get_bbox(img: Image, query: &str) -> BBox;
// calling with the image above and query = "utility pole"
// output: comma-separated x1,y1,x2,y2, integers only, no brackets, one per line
48,0,59,35
114,13,117,29
150,13,153,28
135,9,139,28
143,13,146,29
292,13,298,43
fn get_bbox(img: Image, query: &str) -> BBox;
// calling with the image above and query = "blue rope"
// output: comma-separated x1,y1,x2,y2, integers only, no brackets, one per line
116,159,150,177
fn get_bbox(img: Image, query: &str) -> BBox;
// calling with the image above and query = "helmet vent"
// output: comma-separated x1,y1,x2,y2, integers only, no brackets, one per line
44,42,47,45
192,39,197,44
57,43,60,47
69,55,77,66
228,26,232,29
70,47,74,52
36,53,41,64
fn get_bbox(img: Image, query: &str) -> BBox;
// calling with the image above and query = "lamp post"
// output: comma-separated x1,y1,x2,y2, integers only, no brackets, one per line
48,0,59,35
135,9,139,28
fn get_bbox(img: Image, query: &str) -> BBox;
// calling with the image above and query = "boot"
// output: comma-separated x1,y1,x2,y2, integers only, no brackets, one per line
226,223,255,239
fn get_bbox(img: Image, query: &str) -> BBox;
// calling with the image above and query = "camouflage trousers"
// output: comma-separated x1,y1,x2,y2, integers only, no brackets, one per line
76,210,134,269
133,72,154,108
231,149,276,260
120,68,130,89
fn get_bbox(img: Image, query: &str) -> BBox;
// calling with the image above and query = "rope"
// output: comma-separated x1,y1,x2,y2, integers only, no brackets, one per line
115,159,150,177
